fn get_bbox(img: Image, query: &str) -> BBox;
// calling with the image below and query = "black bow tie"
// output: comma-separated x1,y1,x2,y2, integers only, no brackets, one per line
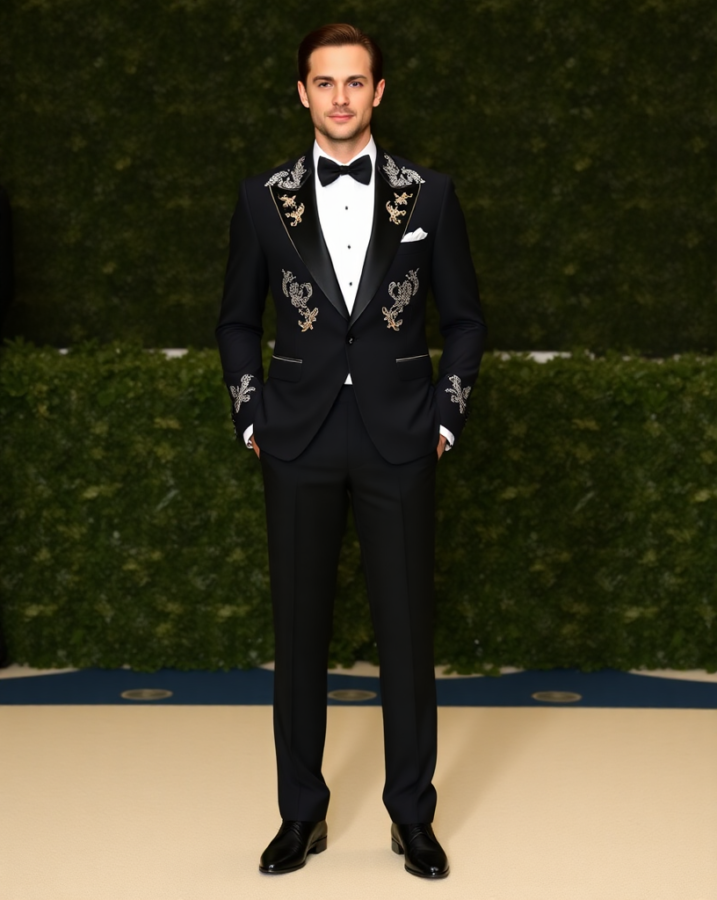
317,155,372,187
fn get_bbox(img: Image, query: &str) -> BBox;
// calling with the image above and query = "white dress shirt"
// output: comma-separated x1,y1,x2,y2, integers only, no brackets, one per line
314,138,375,384
314,138,376,336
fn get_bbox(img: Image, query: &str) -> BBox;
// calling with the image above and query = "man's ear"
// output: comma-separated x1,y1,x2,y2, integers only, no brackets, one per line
372,78,386,108
297,81,310,108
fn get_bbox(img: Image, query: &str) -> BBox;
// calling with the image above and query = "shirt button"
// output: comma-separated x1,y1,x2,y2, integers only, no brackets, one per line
347,245,351,249
347,335,354,344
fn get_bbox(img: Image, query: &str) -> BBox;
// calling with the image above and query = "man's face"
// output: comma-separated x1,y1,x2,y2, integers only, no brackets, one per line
297,44,385,147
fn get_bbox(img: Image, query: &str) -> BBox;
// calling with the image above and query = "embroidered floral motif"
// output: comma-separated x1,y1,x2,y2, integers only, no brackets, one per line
265,157,307,190
278,193,305,226
382,269,420,331
386,191,414,225
445,375,471,415
382,154,425,187
230,374,256,414
282,269,318,332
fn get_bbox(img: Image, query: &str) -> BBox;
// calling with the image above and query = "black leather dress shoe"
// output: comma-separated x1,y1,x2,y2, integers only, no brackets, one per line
391,822,449,878
259,820,328,874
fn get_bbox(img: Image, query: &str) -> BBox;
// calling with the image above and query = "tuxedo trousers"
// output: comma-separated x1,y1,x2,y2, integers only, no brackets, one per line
260,386,438,824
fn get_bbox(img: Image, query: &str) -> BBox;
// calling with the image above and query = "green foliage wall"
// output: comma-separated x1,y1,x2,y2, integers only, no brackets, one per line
1,345,716,672
1,0,715,352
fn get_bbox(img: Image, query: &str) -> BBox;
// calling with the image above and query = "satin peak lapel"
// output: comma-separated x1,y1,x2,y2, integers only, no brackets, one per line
349,150,422,327
267,156,348,321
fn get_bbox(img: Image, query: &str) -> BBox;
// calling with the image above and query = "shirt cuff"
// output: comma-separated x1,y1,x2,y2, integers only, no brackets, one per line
439,425,455,450
242,425,254,449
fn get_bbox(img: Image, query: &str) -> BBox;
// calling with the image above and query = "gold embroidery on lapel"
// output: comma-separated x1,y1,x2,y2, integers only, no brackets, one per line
382,154,425,187
265,157,307,190
282,270,318,332
386,191,413,226
382,269,420,331
279,194,305,227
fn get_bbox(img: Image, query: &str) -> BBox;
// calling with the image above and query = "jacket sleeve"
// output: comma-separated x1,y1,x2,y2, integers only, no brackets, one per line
215,180,269,440
431,177,487,444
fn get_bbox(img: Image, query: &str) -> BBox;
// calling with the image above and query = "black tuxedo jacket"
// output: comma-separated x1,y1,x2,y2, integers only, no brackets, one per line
216,147,487,464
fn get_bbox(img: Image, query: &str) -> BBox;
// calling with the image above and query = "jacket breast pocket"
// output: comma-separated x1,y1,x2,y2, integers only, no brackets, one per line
396,354,432,381
268,355,303,382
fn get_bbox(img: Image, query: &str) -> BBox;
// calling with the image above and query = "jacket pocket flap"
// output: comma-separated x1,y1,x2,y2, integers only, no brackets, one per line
396,354,432,381
268,355,303,382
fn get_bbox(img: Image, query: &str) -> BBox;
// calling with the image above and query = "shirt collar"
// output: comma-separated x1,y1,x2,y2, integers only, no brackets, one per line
313,136,377,183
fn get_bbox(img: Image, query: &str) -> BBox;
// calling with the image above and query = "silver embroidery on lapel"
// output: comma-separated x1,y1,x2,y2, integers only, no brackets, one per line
445,375,471,415
382,153,425,187
282,269,318,332
265,157,307,190
230,374,256,413
382,269,420,331
279,193,305,226
386,191,414,225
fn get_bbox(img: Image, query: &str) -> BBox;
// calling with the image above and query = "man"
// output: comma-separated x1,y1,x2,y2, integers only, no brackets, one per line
216,23,486,879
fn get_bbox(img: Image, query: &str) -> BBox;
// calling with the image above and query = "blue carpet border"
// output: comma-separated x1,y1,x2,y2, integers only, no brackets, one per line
1,667,716,708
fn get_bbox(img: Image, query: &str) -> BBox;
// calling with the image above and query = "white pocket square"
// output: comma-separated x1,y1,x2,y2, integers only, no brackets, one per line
401,228,428,243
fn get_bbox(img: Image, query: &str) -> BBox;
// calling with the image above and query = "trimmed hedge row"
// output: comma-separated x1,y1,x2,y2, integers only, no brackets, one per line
1,0,716,352
1,343,716,672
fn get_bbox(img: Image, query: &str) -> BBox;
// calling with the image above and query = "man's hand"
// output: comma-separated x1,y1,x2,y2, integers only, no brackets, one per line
250,434,260,459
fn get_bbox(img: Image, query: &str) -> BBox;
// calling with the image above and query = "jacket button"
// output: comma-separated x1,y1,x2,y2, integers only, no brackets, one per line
347,335,354,344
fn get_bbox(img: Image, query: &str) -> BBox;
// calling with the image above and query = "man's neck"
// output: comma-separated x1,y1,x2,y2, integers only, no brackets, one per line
314,130,372,164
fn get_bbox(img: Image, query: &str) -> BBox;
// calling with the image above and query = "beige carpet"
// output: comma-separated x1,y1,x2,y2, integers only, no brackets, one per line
1,705,715,900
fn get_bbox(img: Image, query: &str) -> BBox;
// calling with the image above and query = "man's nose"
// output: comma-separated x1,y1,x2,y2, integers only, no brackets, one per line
333,86,348,106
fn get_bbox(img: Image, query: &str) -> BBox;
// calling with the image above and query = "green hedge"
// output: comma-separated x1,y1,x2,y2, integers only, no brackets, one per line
1,0,715,353
1,343,715,672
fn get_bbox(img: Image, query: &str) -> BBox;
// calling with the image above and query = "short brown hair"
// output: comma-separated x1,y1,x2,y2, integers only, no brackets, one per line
298,24,383,87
